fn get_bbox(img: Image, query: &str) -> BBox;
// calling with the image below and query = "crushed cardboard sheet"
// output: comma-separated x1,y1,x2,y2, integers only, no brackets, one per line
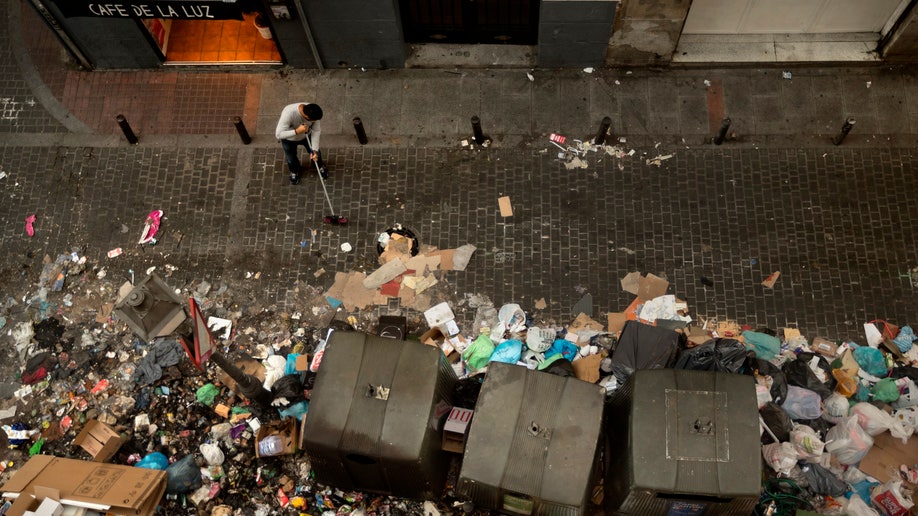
568,313,605,336
364,260,408,289
498,196,513,217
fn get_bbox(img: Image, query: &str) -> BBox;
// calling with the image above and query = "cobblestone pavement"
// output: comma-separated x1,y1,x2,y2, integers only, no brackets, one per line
1,140,916,341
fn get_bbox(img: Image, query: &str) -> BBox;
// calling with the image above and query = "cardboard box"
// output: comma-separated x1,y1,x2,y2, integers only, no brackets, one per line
0,455,166,516
442,407,473,453
811,337,838,358
71,420,125,462
254,418,297,458
858,432,918,484
420,327,463,363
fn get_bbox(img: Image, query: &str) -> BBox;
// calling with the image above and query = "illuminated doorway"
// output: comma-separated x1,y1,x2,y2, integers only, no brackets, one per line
142,14,282,64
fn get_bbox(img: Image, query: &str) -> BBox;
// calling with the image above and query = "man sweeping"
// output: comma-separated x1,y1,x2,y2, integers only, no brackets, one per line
275,102,328,185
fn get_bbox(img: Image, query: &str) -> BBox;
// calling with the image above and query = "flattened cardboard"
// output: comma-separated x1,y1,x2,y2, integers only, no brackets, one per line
620,272,641,295
568,313,605,335
72,420,125,462
858,432,918,484
497,196,513,217
607,312,627,334
638,273,669,301
0,455,166,516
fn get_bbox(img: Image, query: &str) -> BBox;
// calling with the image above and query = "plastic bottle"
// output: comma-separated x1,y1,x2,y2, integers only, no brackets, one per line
258,435,283,456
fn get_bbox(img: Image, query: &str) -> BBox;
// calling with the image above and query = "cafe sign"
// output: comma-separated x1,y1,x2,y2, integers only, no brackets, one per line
54,0,248,19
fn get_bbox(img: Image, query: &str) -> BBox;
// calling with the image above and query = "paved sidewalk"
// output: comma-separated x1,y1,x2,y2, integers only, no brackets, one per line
2,0,918,342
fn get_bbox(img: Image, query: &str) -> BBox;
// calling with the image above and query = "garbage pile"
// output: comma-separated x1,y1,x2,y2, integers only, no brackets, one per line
2,245,918,516
432,272,918,516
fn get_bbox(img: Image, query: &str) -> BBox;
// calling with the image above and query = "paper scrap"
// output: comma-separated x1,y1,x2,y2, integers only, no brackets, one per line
762,271,781,288
534,298,547,310
498,196,513,217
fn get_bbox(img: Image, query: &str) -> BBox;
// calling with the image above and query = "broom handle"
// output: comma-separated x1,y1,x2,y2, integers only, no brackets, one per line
305,134,336,216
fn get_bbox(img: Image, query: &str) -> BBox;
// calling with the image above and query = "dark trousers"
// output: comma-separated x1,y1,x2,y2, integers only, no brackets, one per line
281,138,325,175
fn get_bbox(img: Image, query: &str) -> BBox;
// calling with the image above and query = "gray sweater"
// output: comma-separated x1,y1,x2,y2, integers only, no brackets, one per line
275,103,321,150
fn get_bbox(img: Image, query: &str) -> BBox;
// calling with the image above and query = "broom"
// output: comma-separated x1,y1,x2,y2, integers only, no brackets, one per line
306,134,347,225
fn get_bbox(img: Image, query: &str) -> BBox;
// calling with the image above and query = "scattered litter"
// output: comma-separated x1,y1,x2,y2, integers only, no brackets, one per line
645,154,673,166
24,214,35,237
207,316,233,340
782,71,792,79
498,197,513,217
526,72,534,82
762,271,781,288
704,79,711,87
340,242,352,252
866,81,872,88
138,209,163,245
583,67,594,73
107,247,122,258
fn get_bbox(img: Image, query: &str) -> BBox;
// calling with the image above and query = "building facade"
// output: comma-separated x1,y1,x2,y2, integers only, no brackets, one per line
29,0,918,70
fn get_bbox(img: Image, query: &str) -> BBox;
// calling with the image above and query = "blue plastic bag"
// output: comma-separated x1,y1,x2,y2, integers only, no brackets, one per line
893,325,916,353
742,331,780,360
490,339,523,364
852,346,887,377
544,339,578,361
136,451,169,470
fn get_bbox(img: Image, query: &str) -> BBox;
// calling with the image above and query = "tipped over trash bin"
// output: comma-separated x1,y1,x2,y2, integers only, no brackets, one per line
457,362,604,515
604,369,761,514
300,332,456,500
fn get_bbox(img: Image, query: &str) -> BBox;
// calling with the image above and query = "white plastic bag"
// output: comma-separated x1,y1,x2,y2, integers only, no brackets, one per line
824,416,874,465
790,424,824,462
783,385,823,420
199,442,224,466
823,393,850,424
851,402,913,442
489,303,526,341
870,479,914,516
762,441,798,475
845,493,881,516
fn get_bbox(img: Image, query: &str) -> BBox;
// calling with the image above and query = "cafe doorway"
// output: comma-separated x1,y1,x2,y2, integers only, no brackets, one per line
142,13,282,64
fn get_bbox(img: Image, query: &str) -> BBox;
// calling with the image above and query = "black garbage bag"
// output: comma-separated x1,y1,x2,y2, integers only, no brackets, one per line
760,402,793,444
673,338,750,373
166,455,202,494
800,463,847,497
542,357,575,377
744,357,788,405
271,374,305,403
454,376,484,409
610,321,681,383
890,365,918,384
783,355,833,400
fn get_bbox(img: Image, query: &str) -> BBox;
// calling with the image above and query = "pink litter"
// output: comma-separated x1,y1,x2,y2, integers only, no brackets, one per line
138,209,163,244
24,214,35,237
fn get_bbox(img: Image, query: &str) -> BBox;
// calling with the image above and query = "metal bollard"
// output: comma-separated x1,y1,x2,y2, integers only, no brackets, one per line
471,116,485,145
713,117,731,145
594,116,612,145
232,116,252,145
832,117,856,146
115,114,138,145
353,117,368,145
